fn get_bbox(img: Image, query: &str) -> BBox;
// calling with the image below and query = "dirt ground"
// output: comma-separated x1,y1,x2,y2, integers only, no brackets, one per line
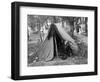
28,33,88,67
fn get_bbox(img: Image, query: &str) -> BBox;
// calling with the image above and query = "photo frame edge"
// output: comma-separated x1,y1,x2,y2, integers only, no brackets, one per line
11,1,98,80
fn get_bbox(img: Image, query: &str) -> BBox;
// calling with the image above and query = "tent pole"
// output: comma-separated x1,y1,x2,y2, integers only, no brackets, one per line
54,37,58,58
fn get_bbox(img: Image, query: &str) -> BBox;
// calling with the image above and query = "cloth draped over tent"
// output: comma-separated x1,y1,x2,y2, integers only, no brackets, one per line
29,23,78,63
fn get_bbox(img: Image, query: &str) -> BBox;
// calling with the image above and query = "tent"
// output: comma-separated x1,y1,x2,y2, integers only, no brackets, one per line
29,23,78,63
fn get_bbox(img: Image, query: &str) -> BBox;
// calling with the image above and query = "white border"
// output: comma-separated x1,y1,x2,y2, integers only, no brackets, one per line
20,6,94,76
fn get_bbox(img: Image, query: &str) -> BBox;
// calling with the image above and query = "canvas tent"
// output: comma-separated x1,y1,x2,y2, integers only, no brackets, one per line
29,23,78,63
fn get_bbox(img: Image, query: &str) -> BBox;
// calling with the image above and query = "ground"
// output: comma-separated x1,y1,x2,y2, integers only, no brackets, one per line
28,33,88,67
